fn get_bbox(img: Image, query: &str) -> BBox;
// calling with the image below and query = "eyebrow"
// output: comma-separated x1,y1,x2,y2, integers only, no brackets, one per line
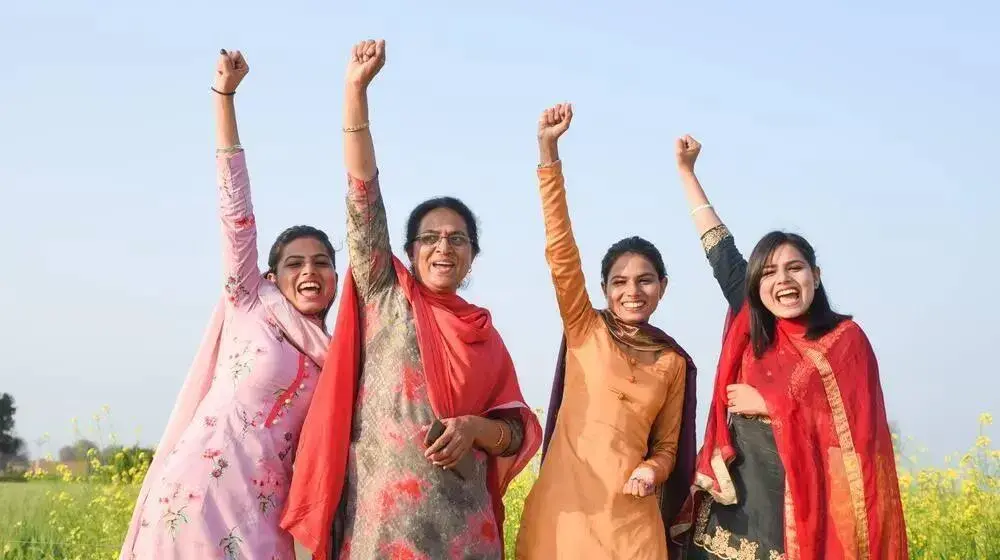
283,253,331,261
611,272,656,280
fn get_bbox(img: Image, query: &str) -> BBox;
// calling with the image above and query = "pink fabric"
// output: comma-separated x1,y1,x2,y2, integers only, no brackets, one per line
119,150,330,560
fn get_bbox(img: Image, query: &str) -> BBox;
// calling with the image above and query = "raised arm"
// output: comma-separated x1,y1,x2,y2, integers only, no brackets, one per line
343,39,395,299
213,50,259,309
675,136,746,312
537,104,597,341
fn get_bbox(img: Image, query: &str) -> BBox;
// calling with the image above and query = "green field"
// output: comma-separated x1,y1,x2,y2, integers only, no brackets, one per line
2,417,998,559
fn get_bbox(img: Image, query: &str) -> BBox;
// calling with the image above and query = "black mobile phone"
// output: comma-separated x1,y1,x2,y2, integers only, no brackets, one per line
424,419,475,481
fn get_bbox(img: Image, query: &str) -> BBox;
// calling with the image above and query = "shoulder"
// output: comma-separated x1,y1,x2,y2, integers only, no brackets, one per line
820,318,869,350
656,347,688,378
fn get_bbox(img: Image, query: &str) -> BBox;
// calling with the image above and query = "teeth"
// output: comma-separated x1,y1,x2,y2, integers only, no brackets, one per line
623,302,644,309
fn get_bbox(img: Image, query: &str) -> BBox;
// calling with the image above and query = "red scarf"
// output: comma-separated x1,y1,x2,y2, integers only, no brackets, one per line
672,306,908,559
280,258,542,559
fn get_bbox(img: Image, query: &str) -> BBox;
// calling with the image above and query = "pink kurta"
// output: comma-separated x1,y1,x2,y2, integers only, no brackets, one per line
120,149,330,560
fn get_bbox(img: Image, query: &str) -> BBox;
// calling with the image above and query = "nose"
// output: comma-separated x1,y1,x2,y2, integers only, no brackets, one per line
301,261,317,276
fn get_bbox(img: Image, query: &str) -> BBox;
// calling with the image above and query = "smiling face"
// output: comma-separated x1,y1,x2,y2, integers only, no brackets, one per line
603,252,668,324
758,242,820,319
411,207,474,294
268,237,338,317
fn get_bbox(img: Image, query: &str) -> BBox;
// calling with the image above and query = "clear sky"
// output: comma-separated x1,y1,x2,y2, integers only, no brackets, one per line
1,1,997,462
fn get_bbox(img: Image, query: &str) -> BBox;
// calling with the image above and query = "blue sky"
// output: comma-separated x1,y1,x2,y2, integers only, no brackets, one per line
1,1,997,462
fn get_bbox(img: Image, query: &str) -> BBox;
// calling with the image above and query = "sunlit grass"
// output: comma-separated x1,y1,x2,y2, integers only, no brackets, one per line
2,410,997,559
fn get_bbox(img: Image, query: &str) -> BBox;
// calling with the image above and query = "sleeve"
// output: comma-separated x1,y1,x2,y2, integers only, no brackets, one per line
217,149,261,308
537,161,598,342
701,224,747,312
641,354,688,484
345,172,397,300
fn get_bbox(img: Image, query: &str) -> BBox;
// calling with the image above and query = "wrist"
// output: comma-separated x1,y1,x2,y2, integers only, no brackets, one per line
345,80,369,95
678,166,696,177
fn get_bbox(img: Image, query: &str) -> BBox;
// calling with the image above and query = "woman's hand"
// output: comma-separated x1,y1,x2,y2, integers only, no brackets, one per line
675,134,701,174
622,465,656,498
424,416,479,469
346,39,385,90
537,103,573,164
726,384,769,416
538,103,573,144
214,49,249,94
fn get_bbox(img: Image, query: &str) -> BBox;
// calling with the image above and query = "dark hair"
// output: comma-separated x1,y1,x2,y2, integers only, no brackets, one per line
745,231,850,357
403,197,481,258
267,225,336,274
600,236,667,286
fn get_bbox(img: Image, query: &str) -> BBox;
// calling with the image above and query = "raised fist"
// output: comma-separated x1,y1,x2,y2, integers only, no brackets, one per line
675,135,701,172
537,103,573,143
214,49,249,94
346,39,386,88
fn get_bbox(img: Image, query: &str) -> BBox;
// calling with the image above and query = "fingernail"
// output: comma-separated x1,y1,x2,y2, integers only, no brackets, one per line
220,49,227,55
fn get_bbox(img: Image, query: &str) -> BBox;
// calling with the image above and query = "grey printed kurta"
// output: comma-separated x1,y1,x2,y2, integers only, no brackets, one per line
336,173,521,560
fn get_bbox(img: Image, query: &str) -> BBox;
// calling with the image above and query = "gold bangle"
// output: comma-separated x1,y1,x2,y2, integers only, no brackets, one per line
343,122,370,133
494,422,507,450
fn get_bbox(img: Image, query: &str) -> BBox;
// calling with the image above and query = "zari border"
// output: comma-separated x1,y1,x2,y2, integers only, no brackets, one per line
783,479,799,560
691,497,787,560
693,448,738,505
802,344,870,560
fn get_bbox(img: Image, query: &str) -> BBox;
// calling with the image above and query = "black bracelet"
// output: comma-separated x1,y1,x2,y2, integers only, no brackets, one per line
211,86,236,96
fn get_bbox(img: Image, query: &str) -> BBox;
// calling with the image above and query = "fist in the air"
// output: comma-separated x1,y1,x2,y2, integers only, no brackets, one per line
346,39,386,89
214,49,249,94
675,134,701,172
538,103,573,144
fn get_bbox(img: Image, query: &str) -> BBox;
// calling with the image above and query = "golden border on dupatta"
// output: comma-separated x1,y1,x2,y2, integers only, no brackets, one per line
802,343,870,560
693,448,738,505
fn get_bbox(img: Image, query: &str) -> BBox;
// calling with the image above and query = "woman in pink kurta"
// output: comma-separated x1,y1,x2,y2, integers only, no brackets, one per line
119,50,339,560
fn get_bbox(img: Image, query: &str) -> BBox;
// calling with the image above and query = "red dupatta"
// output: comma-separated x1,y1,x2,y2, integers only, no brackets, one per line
671,306,908,559
280,258,542,559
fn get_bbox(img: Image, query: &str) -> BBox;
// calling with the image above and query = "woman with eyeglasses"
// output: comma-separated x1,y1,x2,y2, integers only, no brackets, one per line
515,103,698,560
281,39,541,560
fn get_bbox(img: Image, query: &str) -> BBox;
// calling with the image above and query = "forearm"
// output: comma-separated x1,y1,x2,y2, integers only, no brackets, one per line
214,94,241,149
470,415,523,457
344,84,376,181
679,168,723,237
539,138,559,166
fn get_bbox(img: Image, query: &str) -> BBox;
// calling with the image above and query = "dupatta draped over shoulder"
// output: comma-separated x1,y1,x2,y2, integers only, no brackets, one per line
672,305,908,559
542,309,698,556
281,258,542,559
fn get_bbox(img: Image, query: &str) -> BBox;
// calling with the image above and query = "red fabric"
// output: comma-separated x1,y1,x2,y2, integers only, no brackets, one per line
673,306,908,559
280,258,542,559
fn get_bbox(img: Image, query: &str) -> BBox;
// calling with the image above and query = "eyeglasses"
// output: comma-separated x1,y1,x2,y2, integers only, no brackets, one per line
414,232,471,248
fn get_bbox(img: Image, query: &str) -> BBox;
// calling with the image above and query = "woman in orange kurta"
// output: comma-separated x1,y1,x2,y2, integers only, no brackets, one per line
516,104,697,559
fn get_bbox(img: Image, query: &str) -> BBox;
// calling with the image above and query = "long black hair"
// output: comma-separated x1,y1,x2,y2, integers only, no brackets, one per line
745,231,850,358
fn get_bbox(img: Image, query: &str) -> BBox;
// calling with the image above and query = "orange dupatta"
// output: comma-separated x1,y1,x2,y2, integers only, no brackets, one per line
280,258,542,559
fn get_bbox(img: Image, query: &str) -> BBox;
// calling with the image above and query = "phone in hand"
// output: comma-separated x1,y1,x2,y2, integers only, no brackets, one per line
424,419,475,481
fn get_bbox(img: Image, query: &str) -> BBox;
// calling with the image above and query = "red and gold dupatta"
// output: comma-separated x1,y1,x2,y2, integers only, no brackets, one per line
672,306,908,559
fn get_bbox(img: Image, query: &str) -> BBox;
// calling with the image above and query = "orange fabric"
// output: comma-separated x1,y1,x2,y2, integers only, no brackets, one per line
517,162,689,559
281,258,541,559
673,306,908,559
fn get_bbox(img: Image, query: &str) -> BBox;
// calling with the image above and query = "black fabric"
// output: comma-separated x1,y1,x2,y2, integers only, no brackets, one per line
687,415,786,559
706,233,747,314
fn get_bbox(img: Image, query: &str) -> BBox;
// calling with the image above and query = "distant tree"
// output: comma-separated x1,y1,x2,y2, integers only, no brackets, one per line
59,438,99,462
0,393,27,471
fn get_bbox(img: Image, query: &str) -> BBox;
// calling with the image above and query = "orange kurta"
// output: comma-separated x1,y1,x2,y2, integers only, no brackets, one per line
516,161,686,559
